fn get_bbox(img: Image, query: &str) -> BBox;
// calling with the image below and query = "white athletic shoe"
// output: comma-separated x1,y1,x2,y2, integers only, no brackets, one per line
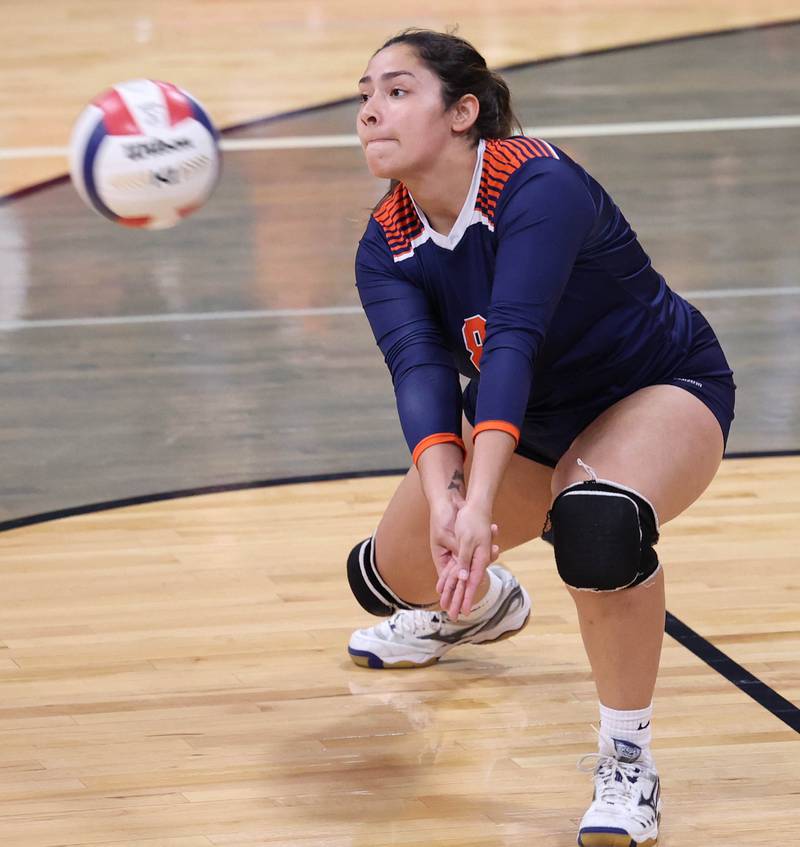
347,564,531,669
577,748,662,847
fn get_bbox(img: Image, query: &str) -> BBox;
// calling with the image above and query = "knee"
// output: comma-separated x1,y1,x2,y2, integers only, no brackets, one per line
346,535,426,616
547,480,660,592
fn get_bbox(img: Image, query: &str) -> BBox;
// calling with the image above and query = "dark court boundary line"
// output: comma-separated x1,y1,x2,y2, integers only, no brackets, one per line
1,451,798,735
2,15,799,205
0,467,408,533
2,450,797,533
665,613,800,733
725,448,800,459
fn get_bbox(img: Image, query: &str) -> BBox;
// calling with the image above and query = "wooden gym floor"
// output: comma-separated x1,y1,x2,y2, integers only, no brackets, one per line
0,4,799,845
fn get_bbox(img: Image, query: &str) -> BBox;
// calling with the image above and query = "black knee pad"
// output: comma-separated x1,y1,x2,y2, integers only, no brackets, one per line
346,535,427,616
548,481,660,591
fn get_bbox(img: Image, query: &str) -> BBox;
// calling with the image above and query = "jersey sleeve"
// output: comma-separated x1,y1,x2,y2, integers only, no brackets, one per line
473,158,597,442
356,220,464,463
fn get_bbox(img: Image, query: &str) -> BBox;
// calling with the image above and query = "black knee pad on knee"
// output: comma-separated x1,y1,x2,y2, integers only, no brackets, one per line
548,481,660,591
347,535,424,616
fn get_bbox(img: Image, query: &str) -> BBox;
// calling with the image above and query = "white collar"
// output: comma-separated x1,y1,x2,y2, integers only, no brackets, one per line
408,138,486,251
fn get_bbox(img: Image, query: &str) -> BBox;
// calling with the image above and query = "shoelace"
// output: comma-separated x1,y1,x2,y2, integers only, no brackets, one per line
578,754,641,803
389,609,445,637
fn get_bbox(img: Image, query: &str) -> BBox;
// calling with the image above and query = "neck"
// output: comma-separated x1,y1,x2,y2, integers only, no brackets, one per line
403,140,479,235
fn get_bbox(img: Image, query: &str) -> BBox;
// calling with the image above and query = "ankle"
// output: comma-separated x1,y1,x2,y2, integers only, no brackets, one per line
598,702,654,767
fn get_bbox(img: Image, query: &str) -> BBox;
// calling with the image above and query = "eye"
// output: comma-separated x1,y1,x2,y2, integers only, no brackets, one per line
390,88,406,97
359,92,369,103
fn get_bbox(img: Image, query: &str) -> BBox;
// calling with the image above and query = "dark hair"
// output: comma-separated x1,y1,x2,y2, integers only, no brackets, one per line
369,29,522,207
376,28,522,143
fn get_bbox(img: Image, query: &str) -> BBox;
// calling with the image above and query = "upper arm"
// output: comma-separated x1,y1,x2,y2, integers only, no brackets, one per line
355,228,453,385
473,161,597,435
355,223,464,461
490,161,596,340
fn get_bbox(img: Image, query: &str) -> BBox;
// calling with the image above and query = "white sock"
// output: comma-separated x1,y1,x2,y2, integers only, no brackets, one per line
457,568,502,621
598,702,654,767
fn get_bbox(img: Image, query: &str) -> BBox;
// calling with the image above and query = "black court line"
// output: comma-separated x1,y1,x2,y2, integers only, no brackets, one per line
0,466,408,534
666,613,800,733
725,449,800,459
3,449,797,534
0,173,69,203
491,16,800,74
2,16,799,205
1,453,798,736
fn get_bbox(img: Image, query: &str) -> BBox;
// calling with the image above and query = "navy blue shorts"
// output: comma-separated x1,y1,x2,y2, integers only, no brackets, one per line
463,306,736,469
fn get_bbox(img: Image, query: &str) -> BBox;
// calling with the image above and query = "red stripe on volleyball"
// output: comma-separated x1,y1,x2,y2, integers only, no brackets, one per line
154,80,194,126
93,89,142,135
178,203,202,218
117,216,153,228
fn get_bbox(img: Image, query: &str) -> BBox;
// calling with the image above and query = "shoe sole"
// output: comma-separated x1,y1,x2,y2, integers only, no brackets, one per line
578,822,659,847
347,609,531,669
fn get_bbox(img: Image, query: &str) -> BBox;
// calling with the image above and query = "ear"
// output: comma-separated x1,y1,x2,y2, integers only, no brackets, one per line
450,93,479,136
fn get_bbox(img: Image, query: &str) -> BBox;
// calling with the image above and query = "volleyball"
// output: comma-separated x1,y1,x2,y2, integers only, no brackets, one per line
68,79,220,230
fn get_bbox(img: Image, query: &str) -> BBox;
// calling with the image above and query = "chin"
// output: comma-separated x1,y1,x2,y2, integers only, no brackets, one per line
364,158,393,180
364,150,404,181
367,164,397,180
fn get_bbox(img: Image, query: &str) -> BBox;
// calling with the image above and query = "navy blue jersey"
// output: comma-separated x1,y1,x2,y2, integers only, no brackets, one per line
355,137,694,464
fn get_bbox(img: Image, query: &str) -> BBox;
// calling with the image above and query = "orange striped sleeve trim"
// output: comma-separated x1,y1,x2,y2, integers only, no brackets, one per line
373,184,424,259
472,420,521,446
476,138,558,225
412,433,467,466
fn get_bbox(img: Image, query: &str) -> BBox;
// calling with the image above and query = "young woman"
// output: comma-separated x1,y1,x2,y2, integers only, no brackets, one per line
346,28,735,847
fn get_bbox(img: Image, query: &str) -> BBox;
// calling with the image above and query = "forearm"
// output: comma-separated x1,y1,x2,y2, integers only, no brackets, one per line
416,442,466,511
466,429,516,510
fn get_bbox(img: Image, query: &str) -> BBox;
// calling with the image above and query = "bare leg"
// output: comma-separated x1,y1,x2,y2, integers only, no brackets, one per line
552,385,724,709
567,571,665,709
374,416,553,606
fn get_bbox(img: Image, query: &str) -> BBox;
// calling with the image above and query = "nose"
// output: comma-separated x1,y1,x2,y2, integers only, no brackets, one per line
360,97,379,126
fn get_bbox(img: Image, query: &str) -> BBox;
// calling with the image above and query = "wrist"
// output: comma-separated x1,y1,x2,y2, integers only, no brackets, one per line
465,491,494,513
429,489,462,514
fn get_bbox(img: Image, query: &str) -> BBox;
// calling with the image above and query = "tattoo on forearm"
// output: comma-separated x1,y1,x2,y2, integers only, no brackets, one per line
447,470,465,492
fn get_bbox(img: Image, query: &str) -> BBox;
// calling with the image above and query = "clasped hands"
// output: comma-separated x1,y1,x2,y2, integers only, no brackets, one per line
430,496,500,620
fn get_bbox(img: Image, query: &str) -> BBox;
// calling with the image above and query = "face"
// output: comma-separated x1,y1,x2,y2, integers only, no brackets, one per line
357,44,456,181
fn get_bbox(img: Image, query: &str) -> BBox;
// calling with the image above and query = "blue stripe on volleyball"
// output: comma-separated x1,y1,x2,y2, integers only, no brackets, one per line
187,97,219,140
82,118,119,223
187,96,222,185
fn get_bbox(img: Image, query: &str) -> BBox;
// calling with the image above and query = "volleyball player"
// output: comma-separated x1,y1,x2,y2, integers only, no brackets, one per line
346,29,735,846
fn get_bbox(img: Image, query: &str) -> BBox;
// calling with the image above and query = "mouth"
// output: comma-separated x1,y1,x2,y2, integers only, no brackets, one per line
366,138,396,146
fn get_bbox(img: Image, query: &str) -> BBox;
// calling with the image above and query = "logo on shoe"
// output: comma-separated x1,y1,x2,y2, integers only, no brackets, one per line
638,777,660,815
612,738,642,763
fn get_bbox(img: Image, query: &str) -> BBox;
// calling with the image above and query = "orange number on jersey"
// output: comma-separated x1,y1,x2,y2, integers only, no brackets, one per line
462,314,487,370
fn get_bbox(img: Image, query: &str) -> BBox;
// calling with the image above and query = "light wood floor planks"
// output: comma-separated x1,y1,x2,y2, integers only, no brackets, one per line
0,456,797,845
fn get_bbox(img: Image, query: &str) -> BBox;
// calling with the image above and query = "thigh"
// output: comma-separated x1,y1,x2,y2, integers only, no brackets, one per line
552,384,725,525
376,417,554,570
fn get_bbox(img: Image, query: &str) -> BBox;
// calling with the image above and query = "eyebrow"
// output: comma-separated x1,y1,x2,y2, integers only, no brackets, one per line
358,70,416,85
